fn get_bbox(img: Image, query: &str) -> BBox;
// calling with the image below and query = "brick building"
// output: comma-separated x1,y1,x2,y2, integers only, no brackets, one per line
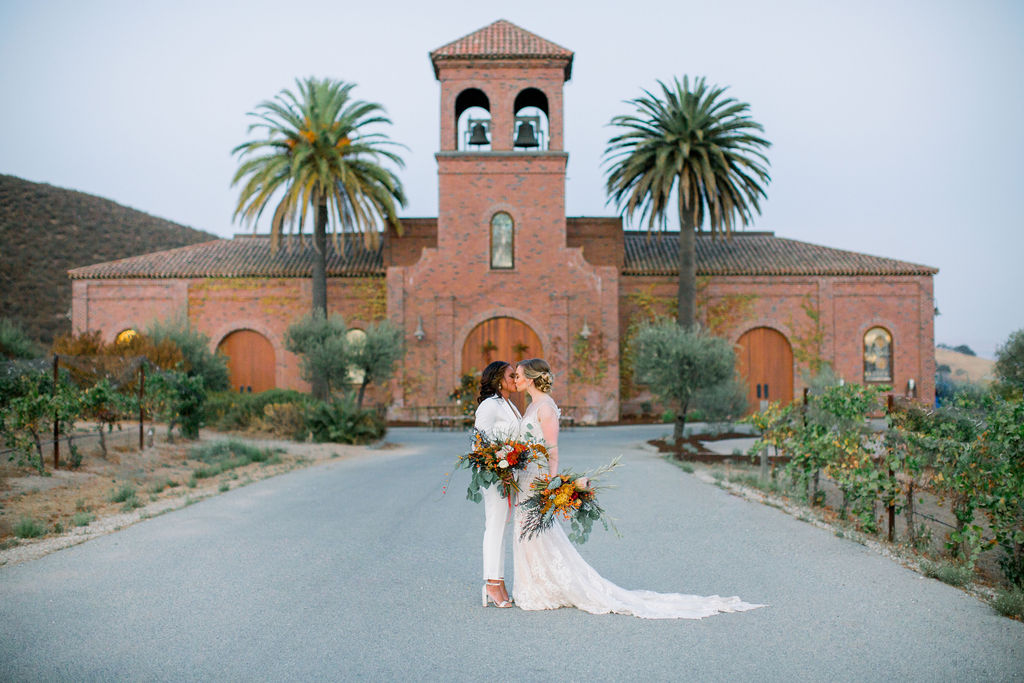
69,20,938,422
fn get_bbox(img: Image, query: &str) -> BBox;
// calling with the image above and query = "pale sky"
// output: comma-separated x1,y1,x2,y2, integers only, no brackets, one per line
1,0,1021,358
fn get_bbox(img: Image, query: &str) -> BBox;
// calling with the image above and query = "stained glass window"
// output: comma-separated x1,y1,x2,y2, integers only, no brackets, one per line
864,327,893,383
115,329,138,346
490,212,514,269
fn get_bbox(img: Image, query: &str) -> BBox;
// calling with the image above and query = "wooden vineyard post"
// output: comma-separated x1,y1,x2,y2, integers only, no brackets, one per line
139,363,145,450
52,354,59,469
886,394,896,543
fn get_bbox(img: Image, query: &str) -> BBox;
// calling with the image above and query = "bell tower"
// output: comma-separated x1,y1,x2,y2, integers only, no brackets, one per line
387,20,618,422
429,19,573,256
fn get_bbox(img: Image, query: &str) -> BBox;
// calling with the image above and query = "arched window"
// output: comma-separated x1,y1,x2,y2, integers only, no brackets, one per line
455,88,491,151
490,212,514,269
346,328,367,385
115,328,139,346
864,327,893,383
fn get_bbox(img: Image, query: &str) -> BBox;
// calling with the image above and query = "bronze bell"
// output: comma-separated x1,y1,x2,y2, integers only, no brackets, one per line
514,121,539,148
468,122,489,146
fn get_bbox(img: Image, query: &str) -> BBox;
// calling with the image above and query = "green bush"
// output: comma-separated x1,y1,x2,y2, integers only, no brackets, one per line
205,389,309,431
14,517,46,538
148,369,205,439
72,512,94,527
991,588,1024,619
306,397,386,444
188,439,281,478
691,374,748,424
146,314,230,392
108,483,136,503
921,560,974,587
0,318,41,360
257,402,309,440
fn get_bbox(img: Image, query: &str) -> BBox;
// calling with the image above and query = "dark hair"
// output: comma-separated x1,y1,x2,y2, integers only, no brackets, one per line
477,361,510,404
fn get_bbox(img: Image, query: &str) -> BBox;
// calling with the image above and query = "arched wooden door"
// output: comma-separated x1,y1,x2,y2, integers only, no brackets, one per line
736,327,793,413
217,330,275,393
462,317,542,413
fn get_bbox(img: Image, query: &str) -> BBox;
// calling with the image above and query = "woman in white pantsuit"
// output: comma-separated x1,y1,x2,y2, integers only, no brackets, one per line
474,360,522,608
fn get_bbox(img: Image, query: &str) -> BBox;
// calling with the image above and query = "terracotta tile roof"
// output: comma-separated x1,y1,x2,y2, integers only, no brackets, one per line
623,232,938,277
68,235,384,279
431,20,573,78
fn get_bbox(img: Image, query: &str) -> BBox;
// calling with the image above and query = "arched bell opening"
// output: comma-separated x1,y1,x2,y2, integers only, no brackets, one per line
513,88,549,151
455,88,491,151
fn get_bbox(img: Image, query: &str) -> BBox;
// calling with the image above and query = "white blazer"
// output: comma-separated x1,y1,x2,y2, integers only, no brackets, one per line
474,395,522,439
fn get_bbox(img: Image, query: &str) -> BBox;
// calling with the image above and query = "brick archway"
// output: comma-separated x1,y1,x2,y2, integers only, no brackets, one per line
736,326,794,413
217,329,276,393
461,317,543,413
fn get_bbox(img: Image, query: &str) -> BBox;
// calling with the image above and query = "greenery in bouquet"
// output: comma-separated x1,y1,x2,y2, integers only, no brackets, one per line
518,457,621,544
457,429,547,501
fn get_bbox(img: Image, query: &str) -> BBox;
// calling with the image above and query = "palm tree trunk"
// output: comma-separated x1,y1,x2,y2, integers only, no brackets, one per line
311,201,329,401
312,202,328,317
677,193,697,329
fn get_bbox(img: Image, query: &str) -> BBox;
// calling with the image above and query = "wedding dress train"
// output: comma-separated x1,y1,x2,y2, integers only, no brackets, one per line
511,398,765,619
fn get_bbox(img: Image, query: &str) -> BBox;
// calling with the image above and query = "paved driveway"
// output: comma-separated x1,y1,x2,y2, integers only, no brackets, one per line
1,426,1021,681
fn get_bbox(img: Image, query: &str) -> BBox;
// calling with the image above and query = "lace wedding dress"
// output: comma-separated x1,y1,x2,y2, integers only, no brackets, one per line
511,396,765,619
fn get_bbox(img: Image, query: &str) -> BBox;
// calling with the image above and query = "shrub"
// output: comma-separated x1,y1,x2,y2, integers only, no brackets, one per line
0,318,41,360
991,588,1024,619
306,397,386,444
691,375,748,424
921,560,974,588
205,389,309,432
148,369,205,440
257,402,309,440
994,329,1024,393
72,512,94,527
14,517,46,538
108,483,136,503
188,439,280,478
146,314,230,392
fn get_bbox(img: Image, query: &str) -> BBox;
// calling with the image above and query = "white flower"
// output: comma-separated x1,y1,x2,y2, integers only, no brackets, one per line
498,459,510,469
497,445,513,457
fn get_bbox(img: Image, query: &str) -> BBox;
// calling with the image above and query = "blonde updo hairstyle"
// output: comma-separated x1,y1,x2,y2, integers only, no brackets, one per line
518,358,553,393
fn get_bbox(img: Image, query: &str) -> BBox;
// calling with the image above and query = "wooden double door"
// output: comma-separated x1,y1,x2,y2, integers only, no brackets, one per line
736,327,793,413
461,317,542,413
217,329,276,393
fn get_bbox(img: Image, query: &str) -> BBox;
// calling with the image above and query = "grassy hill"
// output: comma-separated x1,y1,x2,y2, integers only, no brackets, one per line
0,174,218,346
936,347,996,384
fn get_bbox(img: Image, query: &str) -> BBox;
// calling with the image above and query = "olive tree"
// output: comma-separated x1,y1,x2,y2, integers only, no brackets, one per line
347,321,404,409
632,320,735,442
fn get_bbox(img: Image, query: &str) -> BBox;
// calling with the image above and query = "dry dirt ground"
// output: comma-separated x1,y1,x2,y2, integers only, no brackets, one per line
0,424,378,568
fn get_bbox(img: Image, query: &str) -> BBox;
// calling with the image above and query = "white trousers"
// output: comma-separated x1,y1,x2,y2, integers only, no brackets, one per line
482,483,511,580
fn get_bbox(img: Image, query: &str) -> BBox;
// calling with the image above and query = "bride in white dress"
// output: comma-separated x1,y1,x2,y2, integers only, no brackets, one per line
511,358,765,619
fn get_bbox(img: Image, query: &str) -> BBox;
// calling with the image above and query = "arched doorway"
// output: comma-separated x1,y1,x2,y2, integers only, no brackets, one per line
736,327,793,413
217,330,275,393
461,317,542,413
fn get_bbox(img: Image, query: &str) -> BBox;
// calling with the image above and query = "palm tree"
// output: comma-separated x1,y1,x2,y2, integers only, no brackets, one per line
604,76,771,328
232,77,406,319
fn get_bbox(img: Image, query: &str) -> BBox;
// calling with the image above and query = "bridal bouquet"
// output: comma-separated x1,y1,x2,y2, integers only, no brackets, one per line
457,430,548,502
518,457,620,545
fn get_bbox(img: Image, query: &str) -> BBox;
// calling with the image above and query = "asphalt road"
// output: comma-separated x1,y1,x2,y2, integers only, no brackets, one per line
1,425,1022,681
